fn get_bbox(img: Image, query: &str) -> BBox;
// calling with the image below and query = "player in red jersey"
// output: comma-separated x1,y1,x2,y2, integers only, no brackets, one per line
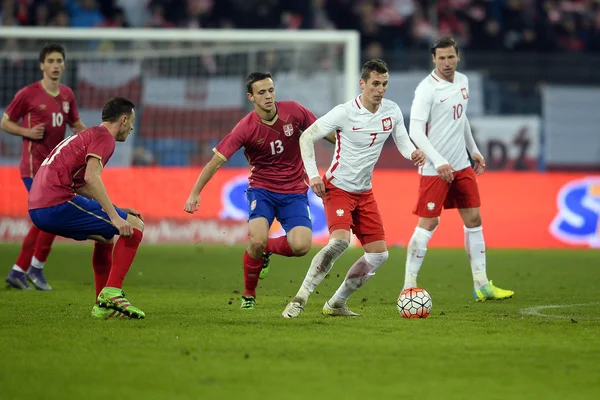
29,97,145,319
184,72,335,309
3,42,86,291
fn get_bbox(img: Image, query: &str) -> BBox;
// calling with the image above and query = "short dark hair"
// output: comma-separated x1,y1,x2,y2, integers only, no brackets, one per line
431,37,459,56
39,42,65,63
246,72,272,94
360,59,389,81
101,97,135,122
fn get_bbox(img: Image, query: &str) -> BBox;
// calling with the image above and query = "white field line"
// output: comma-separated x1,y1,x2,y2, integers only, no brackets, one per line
520,302,600,320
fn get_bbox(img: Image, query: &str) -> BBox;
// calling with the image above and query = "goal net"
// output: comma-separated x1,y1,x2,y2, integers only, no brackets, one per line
0,28,359,244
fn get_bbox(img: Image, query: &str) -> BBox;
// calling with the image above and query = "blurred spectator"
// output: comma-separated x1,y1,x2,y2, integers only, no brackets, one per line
67,0,105,27
0,0,598,54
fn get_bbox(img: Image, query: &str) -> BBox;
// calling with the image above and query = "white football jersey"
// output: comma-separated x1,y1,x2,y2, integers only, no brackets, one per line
410,70,471,176
313,96,413,193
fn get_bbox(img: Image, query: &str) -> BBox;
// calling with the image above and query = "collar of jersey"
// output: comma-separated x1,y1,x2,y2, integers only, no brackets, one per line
430,70,454,86
354,95,382,115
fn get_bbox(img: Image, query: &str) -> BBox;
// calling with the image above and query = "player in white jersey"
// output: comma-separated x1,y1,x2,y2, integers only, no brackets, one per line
403,37,514,301
282,59,425,317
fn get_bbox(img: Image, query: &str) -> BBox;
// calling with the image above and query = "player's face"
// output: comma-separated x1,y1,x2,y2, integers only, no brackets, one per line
360,71,389,107
248,78,276,113
40,51,65,81
116,109,135,142
432,46,459,81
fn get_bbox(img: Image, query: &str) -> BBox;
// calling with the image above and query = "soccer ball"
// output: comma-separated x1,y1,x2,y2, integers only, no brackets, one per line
397,287,432,318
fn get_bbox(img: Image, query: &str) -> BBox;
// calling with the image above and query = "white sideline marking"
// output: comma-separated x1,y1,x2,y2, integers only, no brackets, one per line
520,302,600,320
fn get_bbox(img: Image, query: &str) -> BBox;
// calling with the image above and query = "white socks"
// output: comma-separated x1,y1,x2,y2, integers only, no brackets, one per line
403,227,433,290
464,225,489,288
31,256,45,270
329,251,389,306
295,238,349,304
12,265,25,273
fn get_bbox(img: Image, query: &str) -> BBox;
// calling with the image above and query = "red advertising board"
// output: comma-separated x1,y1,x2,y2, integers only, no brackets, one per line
0,167,598,249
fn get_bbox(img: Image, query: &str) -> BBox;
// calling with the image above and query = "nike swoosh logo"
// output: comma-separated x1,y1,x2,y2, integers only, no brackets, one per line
416,255,424,258
440,98,449,102
352,127,360,131
480,250,486,253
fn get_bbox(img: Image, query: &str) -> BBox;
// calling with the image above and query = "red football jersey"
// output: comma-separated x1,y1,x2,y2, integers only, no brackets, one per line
4,81,80,178
214,101,317,194
28,126,115,210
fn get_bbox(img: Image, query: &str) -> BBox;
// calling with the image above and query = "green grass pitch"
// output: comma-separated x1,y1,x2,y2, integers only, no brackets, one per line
1,243,599,400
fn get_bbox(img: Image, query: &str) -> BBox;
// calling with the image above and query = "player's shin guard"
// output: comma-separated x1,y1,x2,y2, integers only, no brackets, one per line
295,238,349,303
243,250,263,297
105,229,143,289
265,235,294,257
93,242,114,299
464,225,489,288
404,227,433,290
14,225,41,271
330,251,389,305
32,232,56,267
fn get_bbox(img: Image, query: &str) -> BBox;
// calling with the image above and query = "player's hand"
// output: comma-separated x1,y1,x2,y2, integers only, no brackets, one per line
310,177,326,198
184,194,201,214
437,164,454,183
122,207,144,222
111,215,133,237
411,150,426,167
472,153,486,176
24,124,45,140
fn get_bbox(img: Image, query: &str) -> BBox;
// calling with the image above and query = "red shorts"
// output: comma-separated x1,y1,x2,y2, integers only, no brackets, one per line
323,180,385,245
413,167,481,217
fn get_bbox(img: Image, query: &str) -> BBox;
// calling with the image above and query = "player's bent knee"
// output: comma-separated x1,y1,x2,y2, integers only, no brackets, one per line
126,214,144,232
249,237,267,253
291,241,311,257
418,217,439,231
464,215,482,228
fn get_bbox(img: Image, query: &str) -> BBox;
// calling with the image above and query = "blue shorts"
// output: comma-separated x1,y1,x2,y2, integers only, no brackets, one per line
29,195,128,241
246,188,312,233
23,177,33,192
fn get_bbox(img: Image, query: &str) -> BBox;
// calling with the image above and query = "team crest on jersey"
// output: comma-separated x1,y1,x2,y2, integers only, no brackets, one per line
381,117,392,132
283,124,294,137
461,88,469,99
62,101,70,114
250,200,257,210
39,104,47,110
427,202,435,211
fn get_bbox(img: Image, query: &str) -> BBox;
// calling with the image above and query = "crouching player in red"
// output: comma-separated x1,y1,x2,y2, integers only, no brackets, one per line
28,97,145,319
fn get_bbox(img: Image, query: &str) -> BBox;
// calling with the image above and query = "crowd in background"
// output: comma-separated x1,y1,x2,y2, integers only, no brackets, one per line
1,0,600,54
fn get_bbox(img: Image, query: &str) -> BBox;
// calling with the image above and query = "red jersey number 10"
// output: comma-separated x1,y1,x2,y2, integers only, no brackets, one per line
453,104,463,120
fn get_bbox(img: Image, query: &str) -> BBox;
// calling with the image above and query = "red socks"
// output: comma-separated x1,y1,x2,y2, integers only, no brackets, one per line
15,225,40,270
243,250,263,297
92,242,114,298
265,236,294,257
33,232,55,263
105,229,143,289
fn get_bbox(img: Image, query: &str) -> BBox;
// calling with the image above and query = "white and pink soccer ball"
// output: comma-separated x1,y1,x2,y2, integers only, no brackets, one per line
397,287,432,318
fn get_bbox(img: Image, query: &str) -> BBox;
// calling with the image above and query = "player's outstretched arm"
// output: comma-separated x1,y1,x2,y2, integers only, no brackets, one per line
84,157,133,237
463,118,485,175
184,154,225,214
1,116,44,140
